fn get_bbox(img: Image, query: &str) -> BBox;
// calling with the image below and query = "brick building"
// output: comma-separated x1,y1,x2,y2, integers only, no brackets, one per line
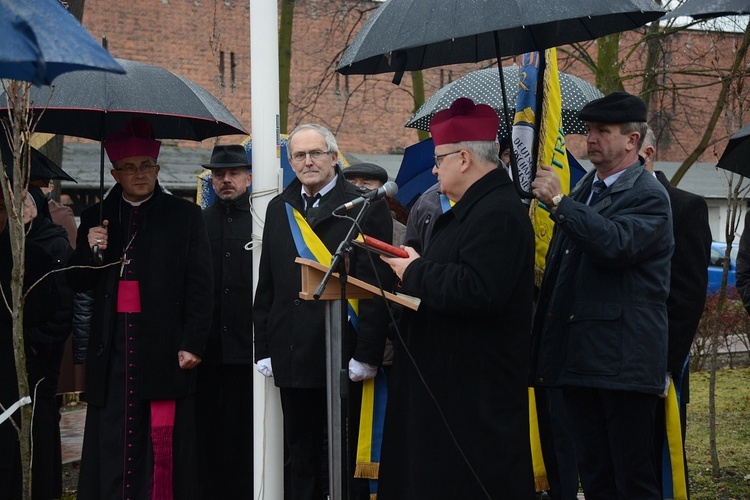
77,1,748,163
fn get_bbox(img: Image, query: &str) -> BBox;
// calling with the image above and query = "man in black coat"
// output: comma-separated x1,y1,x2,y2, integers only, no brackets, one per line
254,124,393,500
641,128,711,497
197,144,254,498
67,118,213,499
379,98,535,499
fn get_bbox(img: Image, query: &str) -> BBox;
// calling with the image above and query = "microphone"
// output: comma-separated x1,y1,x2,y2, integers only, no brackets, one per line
334,181,398,213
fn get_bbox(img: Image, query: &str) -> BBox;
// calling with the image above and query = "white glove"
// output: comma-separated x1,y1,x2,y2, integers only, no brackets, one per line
257,357,273,378
348,358,378,382
659,373,672,399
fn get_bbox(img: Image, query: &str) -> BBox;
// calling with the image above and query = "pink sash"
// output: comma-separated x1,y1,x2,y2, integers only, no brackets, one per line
117,281,141,313
150,400,176,500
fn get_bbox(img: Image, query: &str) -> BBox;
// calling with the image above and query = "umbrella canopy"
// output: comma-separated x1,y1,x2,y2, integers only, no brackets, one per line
336,0,665,76
716,122,750,177
662,0,750,20
406,66,603,136
0,138,76,183
0,0,123,85
394,138,437,208
0,58,247,141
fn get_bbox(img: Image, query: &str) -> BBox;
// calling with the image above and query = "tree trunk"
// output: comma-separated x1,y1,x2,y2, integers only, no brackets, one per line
278,0,295,134
410,71,429,142
670,21,750,186
2,80,33,499
595,34,625,94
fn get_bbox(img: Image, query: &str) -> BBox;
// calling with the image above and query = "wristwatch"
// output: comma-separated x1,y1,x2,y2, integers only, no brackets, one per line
551,193,564,208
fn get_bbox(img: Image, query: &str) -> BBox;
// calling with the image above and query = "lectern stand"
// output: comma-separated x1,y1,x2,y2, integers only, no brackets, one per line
296,257,419,499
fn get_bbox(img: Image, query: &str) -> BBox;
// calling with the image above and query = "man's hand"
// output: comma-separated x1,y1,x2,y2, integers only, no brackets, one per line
531,164,563,207
348,358,377,382
178,350,201,370
256,357,273,378
88,220,109,252
381,246,420,280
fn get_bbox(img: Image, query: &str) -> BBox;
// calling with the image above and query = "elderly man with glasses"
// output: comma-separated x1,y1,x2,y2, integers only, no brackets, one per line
254,124,394,499
68,117,213,499
378,98,536,499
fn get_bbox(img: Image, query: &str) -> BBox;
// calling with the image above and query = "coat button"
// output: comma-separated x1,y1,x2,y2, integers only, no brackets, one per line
293,299,301,306
537,377,544,384
227,217,233,223
224,288,230,294
569,314,575,320
223,325,228,332
225,252,231,258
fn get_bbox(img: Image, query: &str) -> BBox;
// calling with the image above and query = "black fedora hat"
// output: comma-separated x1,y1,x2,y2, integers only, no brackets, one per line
201,144,251,169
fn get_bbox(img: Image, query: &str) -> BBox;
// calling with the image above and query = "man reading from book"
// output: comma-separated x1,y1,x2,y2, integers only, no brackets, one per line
377,98,536,498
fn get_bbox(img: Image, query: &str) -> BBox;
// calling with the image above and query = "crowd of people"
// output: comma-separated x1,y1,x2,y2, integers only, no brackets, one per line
0,90,720,499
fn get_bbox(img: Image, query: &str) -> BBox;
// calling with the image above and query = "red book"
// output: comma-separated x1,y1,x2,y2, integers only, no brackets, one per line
352,234,408,258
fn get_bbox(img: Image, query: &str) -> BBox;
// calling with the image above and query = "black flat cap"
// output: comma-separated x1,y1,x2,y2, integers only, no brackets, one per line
201,144,251,169
578,91,647,123
343,163,388,185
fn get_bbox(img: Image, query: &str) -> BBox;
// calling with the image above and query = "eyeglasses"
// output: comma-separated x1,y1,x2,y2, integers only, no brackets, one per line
290,150,331,163
433,150,462,169
114,163,157,175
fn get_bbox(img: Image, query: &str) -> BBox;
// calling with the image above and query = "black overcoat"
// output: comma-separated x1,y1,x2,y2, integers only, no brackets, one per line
378,168,536,499
253,171,394,388
67,183,213,405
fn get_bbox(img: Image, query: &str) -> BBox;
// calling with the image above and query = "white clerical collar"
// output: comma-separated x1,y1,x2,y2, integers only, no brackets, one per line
122,192,154,206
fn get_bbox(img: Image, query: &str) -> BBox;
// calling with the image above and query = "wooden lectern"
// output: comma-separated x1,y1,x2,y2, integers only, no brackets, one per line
295,258,418,499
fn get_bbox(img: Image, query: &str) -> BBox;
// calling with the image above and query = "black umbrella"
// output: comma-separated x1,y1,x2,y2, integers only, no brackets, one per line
3,58,246,141
716,122,750,177
406,66,603,136
0,57,246,258
336,0,664,197
0,138,77,183
662,0,750,20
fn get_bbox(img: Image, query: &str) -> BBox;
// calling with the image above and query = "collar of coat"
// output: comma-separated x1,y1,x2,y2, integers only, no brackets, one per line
570,157,645,201
448,168,512,222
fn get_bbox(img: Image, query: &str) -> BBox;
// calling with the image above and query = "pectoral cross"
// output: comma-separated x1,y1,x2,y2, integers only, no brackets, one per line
120,231,137,279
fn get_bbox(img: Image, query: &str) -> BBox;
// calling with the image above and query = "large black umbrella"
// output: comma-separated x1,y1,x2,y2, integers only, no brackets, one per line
3,58,246,141
0,58,247,238
716,121,750,177
336,0,664,197
406,65,603,136
0,0,123,85
662,0,750,20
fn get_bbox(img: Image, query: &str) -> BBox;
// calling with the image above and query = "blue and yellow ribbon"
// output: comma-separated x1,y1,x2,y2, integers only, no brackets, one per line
662,366,688,500
285,203,385,496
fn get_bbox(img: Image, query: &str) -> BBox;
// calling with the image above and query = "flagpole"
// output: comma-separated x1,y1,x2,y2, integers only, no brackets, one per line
250,0,284,497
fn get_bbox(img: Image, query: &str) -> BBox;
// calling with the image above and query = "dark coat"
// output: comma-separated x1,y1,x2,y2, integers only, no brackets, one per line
202,192,254,364
655,171,711,374
378,168,536,499
67,183,213,405
253,170,393,388
531,161,674,395
736,213,750,315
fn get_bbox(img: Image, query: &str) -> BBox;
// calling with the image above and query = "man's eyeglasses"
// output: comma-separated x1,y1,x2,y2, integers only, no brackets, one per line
290,150,331,163
114,163,157,175
433,150,462,169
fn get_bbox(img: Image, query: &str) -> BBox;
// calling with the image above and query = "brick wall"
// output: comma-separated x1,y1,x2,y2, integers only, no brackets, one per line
80,1,750,163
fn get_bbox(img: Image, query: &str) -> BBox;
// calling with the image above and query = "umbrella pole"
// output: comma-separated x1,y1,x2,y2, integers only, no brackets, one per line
493,33,533,199
91,141,105,264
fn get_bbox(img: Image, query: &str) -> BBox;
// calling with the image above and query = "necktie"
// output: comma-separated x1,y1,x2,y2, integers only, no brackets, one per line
589,180,607,205
302,193,320,216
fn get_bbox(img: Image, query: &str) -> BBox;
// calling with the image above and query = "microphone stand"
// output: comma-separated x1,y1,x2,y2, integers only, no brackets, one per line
313,199,371,500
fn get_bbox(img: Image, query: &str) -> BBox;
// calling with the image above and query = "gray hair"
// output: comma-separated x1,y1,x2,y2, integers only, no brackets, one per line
620,121,649,150
287,124,339,159
455,140,500,165
641,126,656,150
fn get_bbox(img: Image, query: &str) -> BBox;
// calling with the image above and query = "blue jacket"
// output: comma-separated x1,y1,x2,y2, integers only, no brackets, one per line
531,160,674,395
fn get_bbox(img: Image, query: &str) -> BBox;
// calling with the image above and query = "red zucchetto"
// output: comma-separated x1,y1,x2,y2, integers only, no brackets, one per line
429,97,499,146
104,118,161,164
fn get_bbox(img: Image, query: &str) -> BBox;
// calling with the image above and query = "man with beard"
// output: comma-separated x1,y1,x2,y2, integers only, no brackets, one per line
197,145,254,498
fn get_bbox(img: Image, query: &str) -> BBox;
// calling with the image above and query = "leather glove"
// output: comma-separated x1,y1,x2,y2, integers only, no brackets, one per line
257,357,274,378
348,358,377,382
659,372,672,399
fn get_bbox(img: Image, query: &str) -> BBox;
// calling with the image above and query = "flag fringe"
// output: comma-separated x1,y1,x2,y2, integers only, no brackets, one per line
354,462,380,479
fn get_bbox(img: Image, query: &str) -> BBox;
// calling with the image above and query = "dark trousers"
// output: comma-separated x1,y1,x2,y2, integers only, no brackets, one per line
279,386,369,500
563,387,660,500
535,387,579,500
195,363,254,499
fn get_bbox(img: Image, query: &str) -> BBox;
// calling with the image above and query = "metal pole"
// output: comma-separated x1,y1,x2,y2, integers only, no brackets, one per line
251,0,284,497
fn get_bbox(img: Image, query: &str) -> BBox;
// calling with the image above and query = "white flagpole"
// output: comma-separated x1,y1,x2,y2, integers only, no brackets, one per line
250,0,284,497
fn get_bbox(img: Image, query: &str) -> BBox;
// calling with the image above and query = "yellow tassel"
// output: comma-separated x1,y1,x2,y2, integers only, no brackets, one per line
354,462,380,480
